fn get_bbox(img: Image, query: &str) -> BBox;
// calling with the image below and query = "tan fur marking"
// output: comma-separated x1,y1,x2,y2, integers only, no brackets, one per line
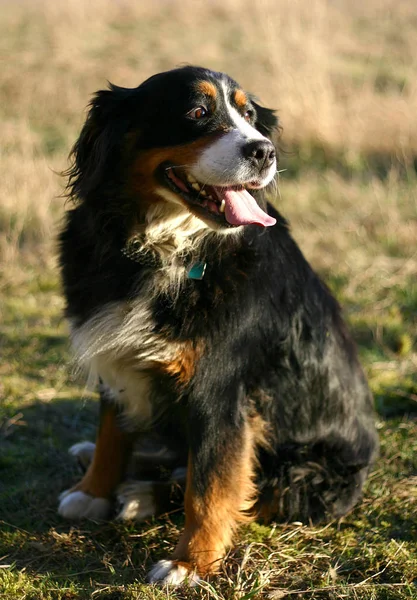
172,418,260,574
72,406,133,498
234,89,247,108
131,135,222,202
196,80,217,99
164,341,203,385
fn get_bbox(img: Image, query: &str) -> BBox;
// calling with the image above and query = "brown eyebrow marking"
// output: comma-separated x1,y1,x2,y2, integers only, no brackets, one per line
234,89,247,108
196,80,217,99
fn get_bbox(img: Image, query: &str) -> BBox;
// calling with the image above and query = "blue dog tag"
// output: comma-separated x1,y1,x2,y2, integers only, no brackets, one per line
187,262,207,280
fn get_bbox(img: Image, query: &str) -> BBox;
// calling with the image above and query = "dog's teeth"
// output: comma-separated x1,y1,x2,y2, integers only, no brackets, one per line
220,199,226,213
200,189,207,197
206,195,213,200
192,183,201,191
187,174,197,183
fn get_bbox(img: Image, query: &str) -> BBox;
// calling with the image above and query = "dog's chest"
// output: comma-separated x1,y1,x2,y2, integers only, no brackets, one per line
70,276,207,423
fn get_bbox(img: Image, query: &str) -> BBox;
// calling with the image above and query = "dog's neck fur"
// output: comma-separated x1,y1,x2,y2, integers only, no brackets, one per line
140,202,212,260
78,190,257,302
125,200,244,290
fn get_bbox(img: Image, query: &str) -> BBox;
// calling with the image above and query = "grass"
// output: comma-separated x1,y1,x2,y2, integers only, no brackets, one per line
1,0,417,597
1,0,417,270
0,281,416,599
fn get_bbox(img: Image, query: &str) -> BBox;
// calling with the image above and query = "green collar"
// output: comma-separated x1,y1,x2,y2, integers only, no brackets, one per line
187,261,206,280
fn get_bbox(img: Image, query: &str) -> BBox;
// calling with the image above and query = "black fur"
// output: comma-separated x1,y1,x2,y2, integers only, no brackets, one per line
60,66,378,531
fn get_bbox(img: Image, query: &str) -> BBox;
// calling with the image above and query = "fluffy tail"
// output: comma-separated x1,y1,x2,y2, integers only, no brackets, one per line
256,433,377,524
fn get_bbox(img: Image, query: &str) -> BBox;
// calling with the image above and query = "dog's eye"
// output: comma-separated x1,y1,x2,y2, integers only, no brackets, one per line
244,109,254,122
187,106,209,120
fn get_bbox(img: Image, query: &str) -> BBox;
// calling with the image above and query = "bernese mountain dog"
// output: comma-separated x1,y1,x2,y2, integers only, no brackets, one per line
58,66,378,586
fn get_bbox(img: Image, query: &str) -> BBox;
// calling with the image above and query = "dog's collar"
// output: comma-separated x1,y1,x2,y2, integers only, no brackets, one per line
121,235,161,268
121,235,207,280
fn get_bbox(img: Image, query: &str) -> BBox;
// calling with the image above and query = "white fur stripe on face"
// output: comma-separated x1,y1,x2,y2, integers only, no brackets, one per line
191,83,276,187
221,81,265,141
192,131,276,186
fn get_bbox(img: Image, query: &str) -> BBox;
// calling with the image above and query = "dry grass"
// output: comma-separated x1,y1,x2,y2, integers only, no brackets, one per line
1,0,417,598
1,0,417,273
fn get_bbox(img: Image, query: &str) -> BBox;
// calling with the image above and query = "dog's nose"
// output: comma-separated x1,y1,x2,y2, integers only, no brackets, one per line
242,140,276,171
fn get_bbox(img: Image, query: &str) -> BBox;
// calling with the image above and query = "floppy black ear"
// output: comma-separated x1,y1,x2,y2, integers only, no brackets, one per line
66,84,133,201
251,100,280,140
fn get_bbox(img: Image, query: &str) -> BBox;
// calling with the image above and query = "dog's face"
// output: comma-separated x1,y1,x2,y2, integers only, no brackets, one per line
69,66,279,230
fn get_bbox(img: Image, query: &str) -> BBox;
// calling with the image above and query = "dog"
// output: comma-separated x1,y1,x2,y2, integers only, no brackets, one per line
58,66,378,586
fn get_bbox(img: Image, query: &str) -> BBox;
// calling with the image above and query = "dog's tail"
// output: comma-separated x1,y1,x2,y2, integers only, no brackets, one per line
255,432,378,524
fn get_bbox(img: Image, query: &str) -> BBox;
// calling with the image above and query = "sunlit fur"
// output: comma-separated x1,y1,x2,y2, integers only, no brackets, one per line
59,66,378,584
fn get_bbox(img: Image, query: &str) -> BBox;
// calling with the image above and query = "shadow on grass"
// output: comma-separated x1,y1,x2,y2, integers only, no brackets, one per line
0,397,163,589
1,395,417,596
0,397,98,530
1,320,416,596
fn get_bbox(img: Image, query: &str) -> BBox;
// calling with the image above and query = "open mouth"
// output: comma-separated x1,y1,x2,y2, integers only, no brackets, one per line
161,163,276,228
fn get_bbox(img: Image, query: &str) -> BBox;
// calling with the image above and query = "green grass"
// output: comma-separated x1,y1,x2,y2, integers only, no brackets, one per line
1,0,417,596
1,271,416,600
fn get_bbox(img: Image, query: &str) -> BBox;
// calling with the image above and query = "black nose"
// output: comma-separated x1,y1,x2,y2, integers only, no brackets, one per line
242,140,276,171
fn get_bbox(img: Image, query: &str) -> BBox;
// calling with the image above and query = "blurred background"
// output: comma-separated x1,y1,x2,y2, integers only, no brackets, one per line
1,1,416,596
1,0,416,410
1,0,416,262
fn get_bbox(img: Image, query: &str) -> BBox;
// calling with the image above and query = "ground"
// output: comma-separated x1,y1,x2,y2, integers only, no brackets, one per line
1,0,416,598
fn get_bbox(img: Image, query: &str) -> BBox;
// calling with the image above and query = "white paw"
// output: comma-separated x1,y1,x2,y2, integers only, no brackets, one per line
58,490,111,520
116,481,156,521
147,559,201,586
68,441,95,469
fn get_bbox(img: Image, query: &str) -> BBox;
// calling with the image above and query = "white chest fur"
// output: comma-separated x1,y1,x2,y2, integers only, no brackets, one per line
70,292,179,425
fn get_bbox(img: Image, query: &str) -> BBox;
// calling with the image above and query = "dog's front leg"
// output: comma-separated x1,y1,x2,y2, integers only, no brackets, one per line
148,414,258,586
58,394,134,520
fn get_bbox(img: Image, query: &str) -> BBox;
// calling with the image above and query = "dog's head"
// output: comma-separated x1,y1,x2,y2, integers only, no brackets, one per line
67,66,279,231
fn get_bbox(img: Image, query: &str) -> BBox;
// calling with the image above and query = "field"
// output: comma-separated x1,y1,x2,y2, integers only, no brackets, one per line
0,0,416,598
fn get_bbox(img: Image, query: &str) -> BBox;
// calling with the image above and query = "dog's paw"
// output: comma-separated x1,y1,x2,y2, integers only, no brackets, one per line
147,559,201,586
58,490,111,520
116,481,156,521
68,441,95,471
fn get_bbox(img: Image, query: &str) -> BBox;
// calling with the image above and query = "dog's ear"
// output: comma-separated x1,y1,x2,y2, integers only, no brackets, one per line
251,99,280,141
66,84,133,200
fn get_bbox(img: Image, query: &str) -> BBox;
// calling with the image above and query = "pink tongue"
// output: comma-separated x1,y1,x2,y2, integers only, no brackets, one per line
220,188,276,227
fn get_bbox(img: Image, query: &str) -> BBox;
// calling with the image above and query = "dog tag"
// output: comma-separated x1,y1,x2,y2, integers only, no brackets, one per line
187,262,206,280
